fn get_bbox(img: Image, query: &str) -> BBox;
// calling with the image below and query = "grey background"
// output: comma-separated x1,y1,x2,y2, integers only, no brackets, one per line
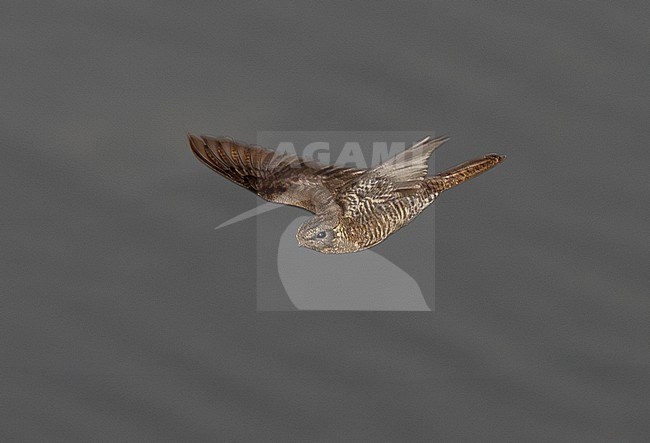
1,1,649,441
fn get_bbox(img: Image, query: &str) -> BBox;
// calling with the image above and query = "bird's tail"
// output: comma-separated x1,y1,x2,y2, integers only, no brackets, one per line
427,154,506,193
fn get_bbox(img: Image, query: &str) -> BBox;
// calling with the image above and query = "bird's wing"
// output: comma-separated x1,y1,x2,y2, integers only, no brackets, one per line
188,134,365,214
365,135,449,191
337,136,449,217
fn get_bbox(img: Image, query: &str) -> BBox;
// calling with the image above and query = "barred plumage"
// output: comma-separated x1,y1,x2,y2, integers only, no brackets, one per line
188,134,505,253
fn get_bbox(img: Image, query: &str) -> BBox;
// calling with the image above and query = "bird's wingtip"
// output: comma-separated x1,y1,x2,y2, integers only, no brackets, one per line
187,132,203,144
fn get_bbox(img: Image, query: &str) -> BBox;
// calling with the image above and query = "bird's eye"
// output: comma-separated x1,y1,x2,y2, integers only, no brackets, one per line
315,231,327,239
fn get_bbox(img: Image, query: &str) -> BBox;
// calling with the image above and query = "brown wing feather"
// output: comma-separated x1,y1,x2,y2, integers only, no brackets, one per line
335,136,449,218
427,154,506,193
188,134,364,213
367,135,449,190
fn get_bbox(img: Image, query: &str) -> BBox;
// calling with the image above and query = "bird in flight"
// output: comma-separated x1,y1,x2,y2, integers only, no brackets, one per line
188,134,505,253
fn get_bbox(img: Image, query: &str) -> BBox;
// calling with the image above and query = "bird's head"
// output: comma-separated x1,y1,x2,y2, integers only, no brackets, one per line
296,214,345,254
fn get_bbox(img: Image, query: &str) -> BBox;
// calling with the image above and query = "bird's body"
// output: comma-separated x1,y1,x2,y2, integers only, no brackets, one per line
188,134,505,253
336,182,438,252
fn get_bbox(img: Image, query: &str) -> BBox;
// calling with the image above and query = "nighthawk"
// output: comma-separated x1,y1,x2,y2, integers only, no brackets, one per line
188,134,505,253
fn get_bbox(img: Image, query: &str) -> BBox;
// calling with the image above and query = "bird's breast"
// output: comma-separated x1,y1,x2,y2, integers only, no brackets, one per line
341,192,436,251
